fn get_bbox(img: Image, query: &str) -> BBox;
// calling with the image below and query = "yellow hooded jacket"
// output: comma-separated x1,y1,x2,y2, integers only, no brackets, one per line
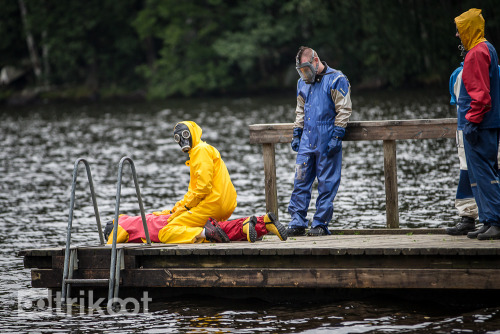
455,8,487,51
158,121,237,243
174,121,237,217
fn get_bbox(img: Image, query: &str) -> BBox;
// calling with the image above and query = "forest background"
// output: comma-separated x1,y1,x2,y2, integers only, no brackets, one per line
2,0,499,102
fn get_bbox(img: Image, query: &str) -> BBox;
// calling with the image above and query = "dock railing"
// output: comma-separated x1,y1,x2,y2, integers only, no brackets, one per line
249,118,457,228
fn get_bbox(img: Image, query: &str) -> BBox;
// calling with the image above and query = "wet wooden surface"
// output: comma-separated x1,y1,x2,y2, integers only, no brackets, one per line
19,232,500,292
19,232,500,257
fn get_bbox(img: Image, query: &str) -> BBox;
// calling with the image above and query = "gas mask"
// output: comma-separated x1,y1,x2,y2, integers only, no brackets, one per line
174,123,192,153
296,49,319,84
458,43,466,60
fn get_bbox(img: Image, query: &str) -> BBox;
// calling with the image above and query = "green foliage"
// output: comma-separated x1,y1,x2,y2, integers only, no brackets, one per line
3,0,500,98
0,2,25,67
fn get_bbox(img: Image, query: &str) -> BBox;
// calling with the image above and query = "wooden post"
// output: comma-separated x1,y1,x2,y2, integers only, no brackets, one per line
383,140,399,228
262,143,278,219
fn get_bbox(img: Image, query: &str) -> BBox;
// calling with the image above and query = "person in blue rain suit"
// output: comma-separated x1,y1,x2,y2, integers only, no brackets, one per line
288,46,352,236
451,8,500,240
446,61,500,237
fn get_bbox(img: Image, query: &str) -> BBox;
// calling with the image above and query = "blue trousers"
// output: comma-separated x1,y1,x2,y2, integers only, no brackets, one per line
288,148,342,234
463,128,500,226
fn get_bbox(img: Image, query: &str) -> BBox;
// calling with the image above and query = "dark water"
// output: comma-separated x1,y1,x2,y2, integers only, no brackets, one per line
1,90,500,332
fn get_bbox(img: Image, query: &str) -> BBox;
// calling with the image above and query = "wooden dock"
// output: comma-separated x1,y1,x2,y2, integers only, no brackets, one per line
20,118,500,303
18,230,500,302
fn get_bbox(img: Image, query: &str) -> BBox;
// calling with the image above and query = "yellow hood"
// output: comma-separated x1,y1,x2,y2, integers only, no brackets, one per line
455,8,487,51
175,121,202,148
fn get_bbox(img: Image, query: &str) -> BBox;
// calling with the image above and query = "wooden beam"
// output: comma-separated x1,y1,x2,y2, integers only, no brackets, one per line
31,268,500,290
249,118,457,144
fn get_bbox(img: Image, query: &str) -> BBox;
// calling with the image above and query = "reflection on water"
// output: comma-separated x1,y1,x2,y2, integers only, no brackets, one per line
1,90,499,332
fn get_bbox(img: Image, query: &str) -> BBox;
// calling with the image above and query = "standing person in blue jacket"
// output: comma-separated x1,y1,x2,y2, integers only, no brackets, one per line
452,8,500,240
447,61,500,236
288,46,352,236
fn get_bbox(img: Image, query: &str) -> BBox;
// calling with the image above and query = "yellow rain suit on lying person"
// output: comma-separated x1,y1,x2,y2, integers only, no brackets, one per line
157,121,237,243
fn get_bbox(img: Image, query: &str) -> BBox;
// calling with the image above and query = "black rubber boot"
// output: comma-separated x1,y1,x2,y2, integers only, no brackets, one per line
467,224,489,239
287,227,306,236
307,225,328,236
204,220,230,243
446,217,476,235
477,225,500,240
242,216,257,243
264,212,288,241
103,220,114,240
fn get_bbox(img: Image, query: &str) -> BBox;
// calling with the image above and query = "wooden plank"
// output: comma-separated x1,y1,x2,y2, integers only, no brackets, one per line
23,256,52,269
329,228,445,235
31,269,111,288
17,248,64,257
34,267,500,289
119,268,500,290
50,255,136,269
249,119,457,144
18,235,500,259
383,140,399,228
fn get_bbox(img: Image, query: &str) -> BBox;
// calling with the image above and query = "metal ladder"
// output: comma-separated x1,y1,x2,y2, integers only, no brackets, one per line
61,156,151,305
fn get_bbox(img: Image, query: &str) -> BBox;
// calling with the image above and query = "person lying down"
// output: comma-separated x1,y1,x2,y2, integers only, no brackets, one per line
104,212,288,244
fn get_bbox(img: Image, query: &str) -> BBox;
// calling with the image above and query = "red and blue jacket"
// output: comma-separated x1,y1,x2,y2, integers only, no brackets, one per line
455,8,500,129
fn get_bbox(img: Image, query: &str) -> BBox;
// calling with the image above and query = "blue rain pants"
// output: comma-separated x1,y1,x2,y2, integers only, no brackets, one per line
288,149,342,233
463,128,500,226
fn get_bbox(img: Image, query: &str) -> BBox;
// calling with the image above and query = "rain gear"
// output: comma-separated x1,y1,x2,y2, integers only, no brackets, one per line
106,214,170,244
157,121,237,243
106,214,269,244
455,8,500,127
454,9,500,226
450,64,500,219
217,216,268,241
288,64,352,233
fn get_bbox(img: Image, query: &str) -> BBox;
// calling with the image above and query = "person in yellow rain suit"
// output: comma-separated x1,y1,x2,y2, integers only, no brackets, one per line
155,121,238,243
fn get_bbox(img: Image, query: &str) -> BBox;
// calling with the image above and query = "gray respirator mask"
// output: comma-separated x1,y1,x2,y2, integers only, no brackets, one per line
296,49,318,84
458,43,466,60
174,123,192,153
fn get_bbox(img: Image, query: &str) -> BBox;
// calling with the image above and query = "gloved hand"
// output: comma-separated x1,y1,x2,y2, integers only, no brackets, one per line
184,194,203,210
463,121,480,145
171,201,184,213
326,126,346,157
152,209,171,216
167,206,187,222
291,128,303,152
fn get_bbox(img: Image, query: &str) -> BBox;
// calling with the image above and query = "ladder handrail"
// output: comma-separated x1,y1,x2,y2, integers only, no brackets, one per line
108,156,151,302
61,158,104,304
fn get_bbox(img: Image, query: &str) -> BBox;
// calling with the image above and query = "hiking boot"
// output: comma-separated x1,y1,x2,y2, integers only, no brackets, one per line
242,216,257,243
205,220,230,243
287,227,306,236
264,212,287,241
477,225,500,240
307,226,328,236
467,224,489,239
446,217,476,235
103,220,114,240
